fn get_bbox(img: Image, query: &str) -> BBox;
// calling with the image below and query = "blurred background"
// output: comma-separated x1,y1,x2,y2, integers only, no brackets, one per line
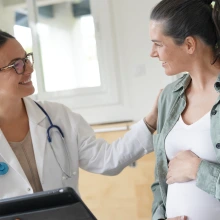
0,0,177,124
0,0,179,219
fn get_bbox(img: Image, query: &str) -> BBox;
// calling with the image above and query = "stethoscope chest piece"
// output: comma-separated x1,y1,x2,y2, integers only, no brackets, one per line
0,162,9,175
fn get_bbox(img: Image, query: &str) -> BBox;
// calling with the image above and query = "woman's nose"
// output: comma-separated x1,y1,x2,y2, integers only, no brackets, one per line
150,46,158,58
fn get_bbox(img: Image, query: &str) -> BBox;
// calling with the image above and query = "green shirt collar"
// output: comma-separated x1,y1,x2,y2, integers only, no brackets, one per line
173,73,220,94
172,73,191,93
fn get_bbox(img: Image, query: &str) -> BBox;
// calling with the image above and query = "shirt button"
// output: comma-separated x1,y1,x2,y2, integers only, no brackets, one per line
216,143,220,149
27,188,31,192
212,110,217,115
72,171,76,175
62,176,67,180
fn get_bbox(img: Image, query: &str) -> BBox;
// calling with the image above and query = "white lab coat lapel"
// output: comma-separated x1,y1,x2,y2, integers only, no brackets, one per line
23,98,47,184
0,130,29,185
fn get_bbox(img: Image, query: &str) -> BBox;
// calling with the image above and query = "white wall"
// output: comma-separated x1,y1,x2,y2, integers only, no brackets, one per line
37,3,78,91
75,0,173,124
0,0,174,124
0,1,14,34
109,0,171,122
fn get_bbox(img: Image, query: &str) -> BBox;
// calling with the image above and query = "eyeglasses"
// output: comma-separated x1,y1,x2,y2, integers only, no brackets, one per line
0,53,34,75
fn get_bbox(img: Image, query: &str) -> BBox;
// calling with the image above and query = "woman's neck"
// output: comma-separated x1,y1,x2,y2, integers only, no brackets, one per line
188,62,220,92
187,41,220,91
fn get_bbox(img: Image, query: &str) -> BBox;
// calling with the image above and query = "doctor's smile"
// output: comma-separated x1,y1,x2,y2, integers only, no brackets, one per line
18,77,32,85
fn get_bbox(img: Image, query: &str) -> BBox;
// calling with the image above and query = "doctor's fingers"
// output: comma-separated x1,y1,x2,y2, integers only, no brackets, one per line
145,89,163,131
152,89,163,111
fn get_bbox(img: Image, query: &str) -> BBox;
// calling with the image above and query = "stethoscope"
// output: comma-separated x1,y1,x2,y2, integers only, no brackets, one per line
0,102,72,179
34,102,72,179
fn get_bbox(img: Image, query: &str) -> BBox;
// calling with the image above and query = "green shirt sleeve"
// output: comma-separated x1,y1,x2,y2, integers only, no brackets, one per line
196,160,220,200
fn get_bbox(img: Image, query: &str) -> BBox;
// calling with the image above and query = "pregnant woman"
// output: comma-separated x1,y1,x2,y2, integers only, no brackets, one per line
149,0,220,219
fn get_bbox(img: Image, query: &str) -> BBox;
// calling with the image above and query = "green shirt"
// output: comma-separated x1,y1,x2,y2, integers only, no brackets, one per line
152,73,220,220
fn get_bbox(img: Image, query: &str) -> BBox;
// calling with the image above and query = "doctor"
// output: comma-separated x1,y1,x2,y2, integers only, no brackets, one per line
0,30,158,199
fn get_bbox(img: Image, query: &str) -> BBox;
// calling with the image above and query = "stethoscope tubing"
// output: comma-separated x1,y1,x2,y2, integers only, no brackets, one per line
35,102,72,178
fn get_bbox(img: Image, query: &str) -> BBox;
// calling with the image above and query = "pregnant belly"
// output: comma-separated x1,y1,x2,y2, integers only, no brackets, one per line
166,181,220,220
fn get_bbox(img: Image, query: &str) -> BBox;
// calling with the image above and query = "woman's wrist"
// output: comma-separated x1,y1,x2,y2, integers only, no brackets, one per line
190,157,202,180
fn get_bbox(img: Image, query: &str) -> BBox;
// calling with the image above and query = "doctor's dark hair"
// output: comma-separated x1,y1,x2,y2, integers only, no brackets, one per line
150,0,220,64
0,30,15,47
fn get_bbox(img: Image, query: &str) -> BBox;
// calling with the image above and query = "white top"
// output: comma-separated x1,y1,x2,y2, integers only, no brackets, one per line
165,111,220,220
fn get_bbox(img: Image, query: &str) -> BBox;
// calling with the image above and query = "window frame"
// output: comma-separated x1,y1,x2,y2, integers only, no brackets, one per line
26,0,122,110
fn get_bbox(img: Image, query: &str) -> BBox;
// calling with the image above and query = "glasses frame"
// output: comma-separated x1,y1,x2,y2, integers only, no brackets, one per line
0,53,34,75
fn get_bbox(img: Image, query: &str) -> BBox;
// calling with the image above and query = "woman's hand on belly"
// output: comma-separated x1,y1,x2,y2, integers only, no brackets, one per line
166,150,201,184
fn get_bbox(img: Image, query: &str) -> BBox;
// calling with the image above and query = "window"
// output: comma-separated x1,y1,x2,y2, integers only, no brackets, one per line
25,0,121,113
3,0,125,123
15,1,100,92
76,15,101,88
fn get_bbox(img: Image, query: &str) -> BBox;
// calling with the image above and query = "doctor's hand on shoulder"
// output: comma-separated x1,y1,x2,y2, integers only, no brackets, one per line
144,89,163,134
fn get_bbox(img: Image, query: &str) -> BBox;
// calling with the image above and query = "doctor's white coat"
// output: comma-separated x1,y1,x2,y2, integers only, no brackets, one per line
0,97,153,199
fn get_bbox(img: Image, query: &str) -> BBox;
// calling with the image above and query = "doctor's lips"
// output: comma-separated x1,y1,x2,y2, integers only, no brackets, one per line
19,77,32,85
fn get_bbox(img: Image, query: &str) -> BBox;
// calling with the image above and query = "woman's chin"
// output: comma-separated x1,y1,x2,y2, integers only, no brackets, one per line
165,70,181,76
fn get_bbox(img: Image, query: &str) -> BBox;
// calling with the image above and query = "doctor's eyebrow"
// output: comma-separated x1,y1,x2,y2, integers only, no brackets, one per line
7,52,27,65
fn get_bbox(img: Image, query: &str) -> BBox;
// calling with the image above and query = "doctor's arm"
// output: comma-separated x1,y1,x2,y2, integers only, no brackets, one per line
78,90,162,175
144,89,163,134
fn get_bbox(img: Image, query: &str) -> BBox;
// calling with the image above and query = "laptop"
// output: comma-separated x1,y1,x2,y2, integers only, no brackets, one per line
0,187,97,220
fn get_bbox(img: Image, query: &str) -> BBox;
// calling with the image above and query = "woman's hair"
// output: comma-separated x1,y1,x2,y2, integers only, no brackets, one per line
0,30,15,48
150,0,220,63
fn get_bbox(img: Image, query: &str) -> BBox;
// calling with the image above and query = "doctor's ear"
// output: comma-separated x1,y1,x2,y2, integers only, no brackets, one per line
184,36,196,55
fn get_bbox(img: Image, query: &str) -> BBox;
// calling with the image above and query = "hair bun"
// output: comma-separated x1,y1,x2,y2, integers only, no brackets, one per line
203,0,213,4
